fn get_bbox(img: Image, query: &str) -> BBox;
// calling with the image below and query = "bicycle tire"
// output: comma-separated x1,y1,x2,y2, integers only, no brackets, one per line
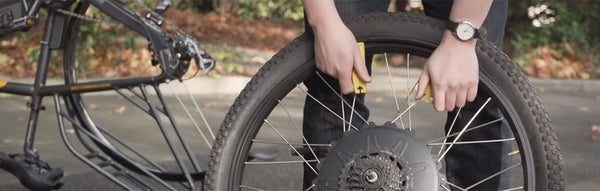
206,12,563,190
62,4,208,183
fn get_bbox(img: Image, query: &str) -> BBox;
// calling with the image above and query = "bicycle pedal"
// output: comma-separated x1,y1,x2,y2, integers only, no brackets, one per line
0,153,64,190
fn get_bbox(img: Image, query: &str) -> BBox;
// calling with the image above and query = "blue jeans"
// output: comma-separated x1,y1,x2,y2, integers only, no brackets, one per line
303,0,510,190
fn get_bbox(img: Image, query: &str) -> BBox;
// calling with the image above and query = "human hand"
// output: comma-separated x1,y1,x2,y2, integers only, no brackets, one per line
312,20,371,94
415,31,479,111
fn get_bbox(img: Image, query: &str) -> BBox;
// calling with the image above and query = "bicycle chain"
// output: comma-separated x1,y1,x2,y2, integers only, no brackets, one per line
55,0,188,36
55,8,119,28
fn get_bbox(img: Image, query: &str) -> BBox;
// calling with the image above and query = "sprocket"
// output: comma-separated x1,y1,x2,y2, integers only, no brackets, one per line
314,122,440,190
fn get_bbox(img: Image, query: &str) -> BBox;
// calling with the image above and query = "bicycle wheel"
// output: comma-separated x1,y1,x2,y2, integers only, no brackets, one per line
206,12,564,190
60,3,216,189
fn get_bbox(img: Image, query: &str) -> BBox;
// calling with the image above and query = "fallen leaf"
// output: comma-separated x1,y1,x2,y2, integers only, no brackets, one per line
375,97,384,103
286,93,299,99
204,101,217,109
88,103,98,110
110,106,126,114
591,125,600,142
20,106,29,111
217,94,229,99
0,93,10,98
537,87,545,93
66,128,76,135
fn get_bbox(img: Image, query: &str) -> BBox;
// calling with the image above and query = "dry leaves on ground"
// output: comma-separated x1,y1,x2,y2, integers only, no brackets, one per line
110,106,126,114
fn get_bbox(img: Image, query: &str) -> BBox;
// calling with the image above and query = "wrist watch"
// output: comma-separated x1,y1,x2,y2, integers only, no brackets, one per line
446,20,486,41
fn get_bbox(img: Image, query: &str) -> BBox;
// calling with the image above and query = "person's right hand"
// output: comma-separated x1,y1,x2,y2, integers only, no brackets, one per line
312,20,371,94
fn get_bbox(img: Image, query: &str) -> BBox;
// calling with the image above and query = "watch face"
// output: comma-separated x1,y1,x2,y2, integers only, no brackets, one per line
456,22,475,41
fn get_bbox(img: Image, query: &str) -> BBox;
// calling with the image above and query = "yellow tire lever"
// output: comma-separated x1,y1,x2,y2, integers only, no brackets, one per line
352,42,367,94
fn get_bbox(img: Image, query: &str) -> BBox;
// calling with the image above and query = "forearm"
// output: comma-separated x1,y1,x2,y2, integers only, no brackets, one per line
442,0,493,46
449,0,493,28
302,0,343,31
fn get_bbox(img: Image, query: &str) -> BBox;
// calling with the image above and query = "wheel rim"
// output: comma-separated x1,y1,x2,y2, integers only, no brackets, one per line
61,3,213,185
230,39,535,190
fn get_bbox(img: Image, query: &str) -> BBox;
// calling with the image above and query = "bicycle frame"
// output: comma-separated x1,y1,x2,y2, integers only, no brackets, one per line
0,0,176,156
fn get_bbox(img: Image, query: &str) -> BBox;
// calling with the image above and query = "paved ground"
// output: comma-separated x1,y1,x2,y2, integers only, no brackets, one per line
0,75,599,190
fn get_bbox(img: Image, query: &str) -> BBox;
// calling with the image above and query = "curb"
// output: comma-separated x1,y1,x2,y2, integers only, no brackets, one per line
529,78,600,93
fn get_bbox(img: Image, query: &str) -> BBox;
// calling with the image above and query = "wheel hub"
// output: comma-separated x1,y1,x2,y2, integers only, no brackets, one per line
315,122,439,190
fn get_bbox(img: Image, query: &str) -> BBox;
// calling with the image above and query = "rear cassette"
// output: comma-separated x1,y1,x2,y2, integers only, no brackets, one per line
315,123,440,190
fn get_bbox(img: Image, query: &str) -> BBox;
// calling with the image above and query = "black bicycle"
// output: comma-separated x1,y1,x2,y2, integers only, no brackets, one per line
1,0,217,190
0,0,564,190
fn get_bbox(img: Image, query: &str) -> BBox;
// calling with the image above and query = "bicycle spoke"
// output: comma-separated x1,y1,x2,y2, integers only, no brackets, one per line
240,185,266,191
465,163,521,190
349,94,357,132
391,102,417,124
296,85,360,131
277,100,320,164
428,138,515,146
245,160,320,165
441,184,451,191
252,139,331,147
406,53,413,131
444,180,467,191
182,81,215,139
154,84,203,174
140,84,195,187
384,53,406,129
438,98,492,162
429,117,505,143
384,53,400,112
264,120,319,175
438,107,462,157
389,82,419,125
500,187,525,191
315,72,369,125
165,82,212,147
305,184,316,191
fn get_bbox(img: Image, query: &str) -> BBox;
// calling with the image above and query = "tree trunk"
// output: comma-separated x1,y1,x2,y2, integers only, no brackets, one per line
198,0,215,12
219,0,239,15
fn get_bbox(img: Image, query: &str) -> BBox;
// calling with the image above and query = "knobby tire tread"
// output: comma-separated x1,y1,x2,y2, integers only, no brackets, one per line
205,12,564,190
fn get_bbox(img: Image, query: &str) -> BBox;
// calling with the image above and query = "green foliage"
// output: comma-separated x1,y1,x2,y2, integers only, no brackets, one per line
506,1,600,66
237,0,304,21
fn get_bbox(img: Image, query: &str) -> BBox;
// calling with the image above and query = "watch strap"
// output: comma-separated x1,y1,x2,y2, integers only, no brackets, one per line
445,20,485,40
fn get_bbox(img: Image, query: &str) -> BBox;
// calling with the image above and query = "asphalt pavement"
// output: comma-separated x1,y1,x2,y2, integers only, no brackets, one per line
0,74,599,191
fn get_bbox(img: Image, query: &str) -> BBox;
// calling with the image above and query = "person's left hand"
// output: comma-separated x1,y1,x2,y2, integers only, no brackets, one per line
415,31,479,111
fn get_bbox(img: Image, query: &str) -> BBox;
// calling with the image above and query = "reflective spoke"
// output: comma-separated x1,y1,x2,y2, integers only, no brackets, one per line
264,120,318,175
277,100,321,163
438,98,492,162
304,184,316,191
297,85,360,131
465,163,521,190
428,138,515,146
